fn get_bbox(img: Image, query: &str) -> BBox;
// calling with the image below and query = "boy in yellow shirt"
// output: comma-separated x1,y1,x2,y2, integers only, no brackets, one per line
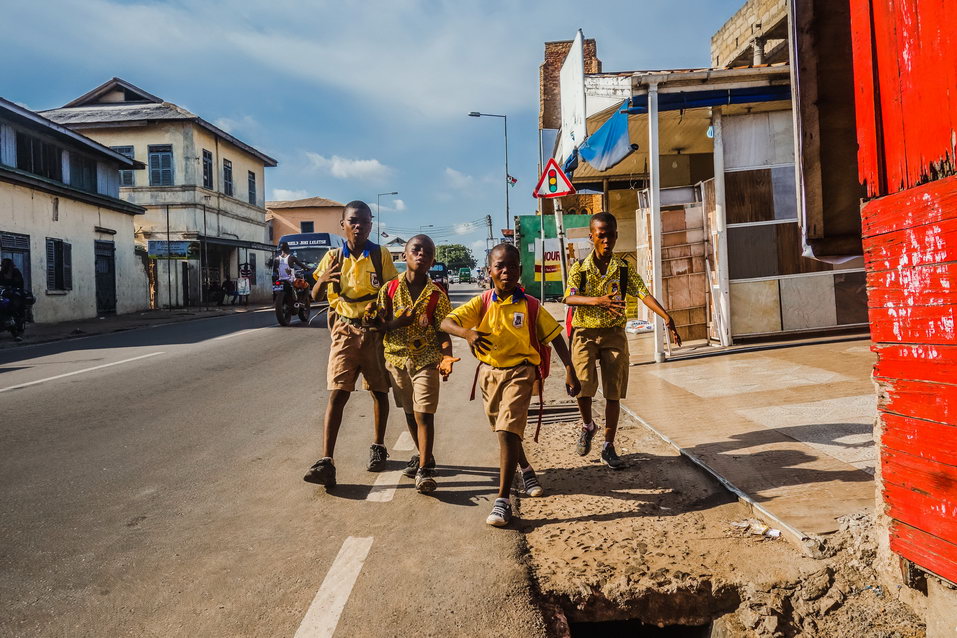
376,235,459,493
303,201,398,488
442,243,581,527
564,212,681,469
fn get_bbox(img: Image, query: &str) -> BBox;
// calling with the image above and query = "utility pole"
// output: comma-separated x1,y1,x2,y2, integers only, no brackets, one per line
166,204,173,311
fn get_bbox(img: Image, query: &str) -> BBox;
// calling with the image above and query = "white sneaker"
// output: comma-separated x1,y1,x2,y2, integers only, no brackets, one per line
486,498,512,527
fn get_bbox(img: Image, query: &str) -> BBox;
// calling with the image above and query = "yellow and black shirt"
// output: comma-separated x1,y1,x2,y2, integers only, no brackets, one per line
563,252,649,329
378,277,452,371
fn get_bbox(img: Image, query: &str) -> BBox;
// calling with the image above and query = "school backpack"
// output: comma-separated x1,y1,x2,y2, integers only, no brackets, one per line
565,261,630,337
383,278,446,324
469,287,551,442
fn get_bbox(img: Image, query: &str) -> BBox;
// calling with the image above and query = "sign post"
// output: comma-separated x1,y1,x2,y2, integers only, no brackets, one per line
533,158,576,288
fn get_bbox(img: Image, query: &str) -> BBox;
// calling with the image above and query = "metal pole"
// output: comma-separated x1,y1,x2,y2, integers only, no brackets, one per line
712,111,732,347
503,115,510,233
202,202,208,311
538,128,545,301
376,193,381,238
554,199,568,289
166,204,172,311
648,82,664,363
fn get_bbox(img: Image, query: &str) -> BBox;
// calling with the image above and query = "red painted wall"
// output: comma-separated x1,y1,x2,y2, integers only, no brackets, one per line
853,0,957,585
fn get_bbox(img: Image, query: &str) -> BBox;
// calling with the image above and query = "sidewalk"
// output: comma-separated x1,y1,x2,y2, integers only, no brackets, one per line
0,304,272,350
622,330,877,550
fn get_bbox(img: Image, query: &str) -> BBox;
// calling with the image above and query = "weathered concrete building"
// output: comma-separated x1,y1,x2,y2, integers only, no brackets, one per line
711,0,789,68
41,78,277,307
0,97,147,322
265,196,344,244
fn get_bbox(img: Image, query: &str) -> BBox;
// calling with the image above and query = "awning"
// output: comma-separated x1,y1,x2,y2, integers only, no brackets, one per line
197,235,276,252
624,85,792,114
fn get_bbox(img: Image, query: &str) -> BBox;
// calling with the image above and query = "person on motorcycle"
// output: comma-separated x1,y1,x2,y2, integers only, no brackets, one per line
277,242,308,307
0,258,26,341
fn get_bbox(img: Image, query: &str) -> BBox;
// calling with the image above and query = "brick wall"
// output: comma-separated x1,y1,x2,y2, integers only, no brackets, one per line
711,0,788,67
539,39,600,130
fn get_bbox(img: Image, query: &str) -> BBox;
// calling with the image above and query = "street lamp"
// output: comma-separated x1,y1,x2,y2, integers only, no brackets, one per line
468,111,510,233
376,191,399,239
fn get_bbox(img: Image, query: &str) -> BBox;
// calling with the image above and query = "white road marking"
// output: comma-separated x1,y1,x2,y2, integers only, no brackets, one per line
0,352,164,394
212,327,267,341
393,431,416,451
365,469,405,502
294,536,374,638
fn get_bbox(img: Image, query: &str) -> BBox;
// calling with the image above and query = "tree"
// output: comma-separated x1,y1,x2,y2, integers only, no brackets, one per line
435,244,476,271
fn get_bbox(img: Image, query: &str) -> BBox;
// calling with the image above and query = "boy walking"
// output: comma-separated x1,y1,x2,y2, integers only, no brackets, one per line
442,243,581,527
377,235,459,493
303,201,398,488
563,212,682,469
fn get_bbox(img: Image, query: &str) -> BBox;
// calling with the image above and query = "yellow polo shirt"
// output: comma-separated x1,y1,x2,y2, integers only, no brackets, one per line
315,244,397,319
446,289,561,368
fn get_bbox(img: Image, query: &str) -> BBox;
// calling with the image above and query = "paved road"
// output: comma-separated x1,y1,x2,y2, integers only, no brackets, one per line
0,284,547,637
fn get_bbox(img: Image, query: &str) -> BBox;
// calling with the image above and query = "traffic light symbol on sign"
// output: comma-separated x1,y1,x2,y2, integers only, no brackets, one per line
548,170,557,193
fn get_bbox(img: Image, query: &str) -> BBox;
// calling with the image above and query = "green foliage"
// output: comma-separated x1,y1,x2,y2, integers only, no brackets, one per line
435,244,476,271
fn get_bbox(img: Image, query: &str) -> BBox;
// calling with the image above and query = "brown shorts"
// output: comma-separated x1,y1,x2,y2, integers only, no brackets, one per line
571,327,629,400
479,363,535,440
387,361,440,415
327,319,390,393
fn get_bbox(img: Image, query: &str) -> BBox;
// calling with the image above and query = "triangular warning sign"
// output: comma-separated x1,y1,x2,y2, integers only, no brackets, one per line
533,158,576,199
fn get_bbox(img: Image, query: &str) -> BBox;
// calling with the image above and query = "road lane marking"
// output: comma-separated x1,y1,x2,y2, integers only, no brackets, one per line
294,536,373,638
211,327,269,341
393,431,415,451
0,352,164,394
365,469,404,502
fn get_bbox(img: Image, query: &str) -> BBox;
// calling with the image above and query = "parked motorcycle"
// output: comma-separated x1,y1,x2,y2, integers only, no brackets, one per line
274,271,311,326
0,286,34,341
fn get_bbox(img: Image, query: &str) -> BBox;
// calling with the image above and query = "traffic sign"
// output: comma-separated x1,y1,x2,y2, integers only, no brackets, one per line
533,158,576,198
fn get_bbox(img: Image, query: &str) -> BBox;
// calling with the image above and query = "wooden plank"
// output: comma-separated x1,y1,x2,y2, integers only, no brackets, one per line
877,378,957,425
890,521,957,585
882,413,957,467
850,0,883,197
864,214,957,273
874,343,957,385
867,263,957,308
882,448,957,542
861,174,957,238
867,303,957,344
870,0,907,194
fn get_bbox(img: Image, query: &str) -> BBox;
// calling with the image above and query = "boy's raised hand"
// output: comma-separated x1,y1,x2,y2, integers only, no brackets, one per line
437,355,461,381
316,262,341,285
666,316,683,348
564,364,581,397
391,307,415,329
465,329,492,355
594,293,626,316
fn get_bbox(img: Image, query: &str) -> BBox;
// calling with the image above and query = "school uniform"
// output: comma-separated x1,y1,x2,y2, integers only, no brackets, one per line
314,242,397,393
564,252,649,400
446,288,561,439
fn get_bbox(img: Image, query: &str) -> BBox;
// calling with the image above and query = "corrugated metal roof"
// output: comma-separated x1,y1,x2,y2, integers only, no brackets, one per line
266,197,345,209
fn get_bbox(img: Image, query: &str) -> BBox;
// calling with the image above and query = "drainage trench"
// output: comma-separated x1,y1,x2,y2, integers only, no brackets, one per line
569,619,712,637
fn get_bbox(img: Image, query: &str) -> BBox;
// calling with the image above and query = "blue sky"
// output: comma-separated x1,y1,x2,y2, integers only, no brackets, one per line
1,0,741,256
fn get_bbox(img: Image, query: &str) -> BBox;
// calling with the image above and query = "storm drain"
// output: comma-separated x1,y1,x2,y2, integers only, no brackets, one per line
529,402,580,425
570,620,712,637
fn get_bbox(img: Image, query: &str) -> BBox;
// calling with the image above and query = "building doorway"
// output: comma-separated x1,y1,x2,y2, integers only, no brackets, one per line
94,240,117,315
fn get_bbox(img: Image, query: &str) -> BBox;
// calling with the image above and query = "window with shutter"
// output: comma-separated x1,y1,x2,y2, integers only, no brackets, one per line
62,242,72,290
223,159,233,196
44,238,71,291
111,146,135,187
202,149,213,189
148,145,173,186
46,239,57,290
247,171,256,205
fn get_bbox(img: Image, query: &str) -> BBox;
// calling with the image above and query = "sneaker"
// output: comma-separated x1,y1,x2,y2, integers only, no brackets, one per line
402,454,420,478
415,467,437,494
303,457,336,487
521,468,544,497
600,443,625,470
367,444,389,472
576,425,596,456
486,498,513,527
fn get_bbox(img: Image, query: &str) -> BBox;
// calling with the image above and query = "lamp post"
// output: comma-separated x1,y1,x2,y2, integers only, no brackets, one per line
468,111,510,233
376,191,399,239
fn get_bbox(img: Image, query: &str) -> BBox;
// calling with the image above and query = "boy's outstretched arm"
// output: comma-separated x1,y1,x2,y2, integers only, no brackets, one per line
550,335,581,397
641,295,682,347
564,292,626,317
440,318,491,356
436,335,460,381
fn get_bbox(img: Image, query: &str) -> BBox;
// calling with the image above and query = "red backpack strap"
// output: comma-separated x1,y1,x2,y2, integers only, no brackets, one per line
425,290,441,323
522,294,547,443
384,278,401,317
470,289,497,402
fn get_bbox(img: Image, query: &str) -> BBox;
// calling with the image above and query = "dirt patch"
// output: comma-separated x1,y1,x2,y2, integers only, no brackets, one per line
519,391,925,637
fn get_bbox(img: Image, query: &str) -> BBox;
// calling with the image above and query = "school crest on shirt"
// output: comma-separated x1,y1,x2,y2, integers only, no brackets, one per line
513,312,525,327
370,272,380,288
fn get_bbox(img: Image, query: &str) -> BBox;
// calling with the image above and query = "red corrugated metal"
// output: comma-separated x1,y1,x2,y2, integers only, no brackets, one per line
851,0,957,199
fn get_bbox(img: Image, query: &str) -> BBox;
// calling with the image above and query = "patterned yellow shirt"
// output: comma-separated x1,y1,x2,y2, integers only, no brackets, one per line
378,276,452,371
563,252,649,329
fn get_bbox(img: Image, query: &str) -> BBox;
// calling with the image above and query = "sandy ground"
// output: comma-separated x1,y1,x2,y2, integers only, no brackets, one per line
517,377,925,637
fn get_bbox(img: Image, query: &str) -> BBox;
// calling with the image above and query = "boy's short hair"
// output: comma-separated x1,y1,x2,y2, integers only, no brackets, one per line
590,212,617,231
487,243,520,266
406,234,435,250
342,200,372,220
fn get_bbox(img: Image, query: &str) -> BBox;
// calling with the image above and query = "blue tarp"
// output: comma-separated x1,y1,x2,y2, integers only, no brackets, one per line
623,85,792,114
578,100,633,171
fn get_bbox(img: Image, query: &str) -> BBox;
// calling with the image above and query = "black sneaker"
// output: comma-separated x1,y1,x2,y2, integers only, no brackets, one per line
521,468,544,497
600,443,625,470
402,454,420,478
486,497,512,527
415,467,437,494
367,444,389,472
303,457,336,487
576,425,596,456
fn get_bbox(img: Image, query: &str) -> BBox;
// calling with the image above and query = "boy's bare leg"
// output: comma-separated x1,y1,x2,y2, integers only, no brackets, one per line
517,442,531,469
404,412,420,448
323,390,351,458
371,390,389,445
577,396,594,425
604,399,620,443
414,412,434,466
497,431,521,499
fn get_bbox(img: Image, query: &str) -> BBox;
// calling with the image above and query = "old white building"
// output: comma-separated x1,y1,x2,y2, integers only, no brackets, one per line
0,97,148,323
42,78,278,307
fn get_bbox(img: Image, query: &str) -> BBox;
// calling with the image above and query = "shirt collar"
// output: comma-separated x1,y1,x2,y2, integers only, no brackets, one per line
584,251,622,276
491,286,525,303
342,241,373,259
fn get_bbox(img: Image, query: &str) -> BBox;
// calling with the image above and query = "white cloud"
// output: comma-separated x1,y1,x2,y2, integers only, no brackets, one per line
306,152,393,181
376,198,406,213
393,199,407,211
454,223,473,235
444,167,474,189
214,114,258,134
271,188,309,201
